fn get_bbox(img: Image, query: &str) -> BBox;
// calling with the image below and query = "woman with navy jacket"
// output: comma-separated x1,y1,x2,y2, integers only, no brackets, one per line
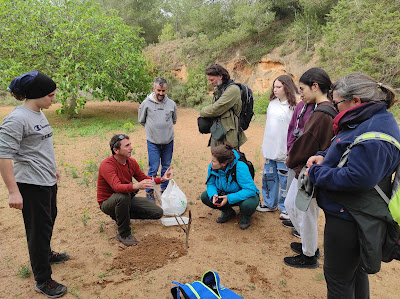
201,143,259,230
307,73,400,298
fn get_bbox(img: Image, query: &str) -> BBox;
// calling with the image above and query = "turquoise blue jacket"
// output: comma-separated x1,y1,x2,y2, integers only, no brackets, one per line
206,150,259,204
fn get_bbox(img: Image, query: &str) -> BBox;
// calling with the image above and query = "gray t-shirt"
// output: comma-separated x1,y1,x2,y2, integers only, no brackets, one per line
0,106,57,186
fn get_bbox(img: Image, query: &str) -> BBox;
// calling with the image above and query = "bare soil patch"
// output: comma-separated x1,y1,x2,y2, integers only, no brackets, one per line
113,234,188,276
1,101,400,298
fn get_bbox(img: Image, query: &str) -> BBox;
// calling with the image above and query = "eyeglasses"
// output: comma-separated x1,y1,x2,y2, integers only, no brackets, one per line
111,134,126,150
333,99,348,110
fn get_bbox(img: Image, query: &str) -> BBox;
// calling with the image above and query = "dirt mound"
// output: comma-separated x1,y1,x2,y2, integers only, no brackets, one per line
113,234,187,275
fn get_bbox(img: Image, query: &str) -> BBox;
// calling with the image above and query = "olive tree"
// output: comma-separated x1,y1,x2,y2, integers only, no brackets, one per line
0,0,151,115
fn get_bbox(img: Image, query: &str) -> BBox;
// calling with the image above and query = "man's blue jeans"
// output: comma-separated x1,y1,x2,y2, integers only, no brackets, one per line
261,159,288,212
146,140,173,191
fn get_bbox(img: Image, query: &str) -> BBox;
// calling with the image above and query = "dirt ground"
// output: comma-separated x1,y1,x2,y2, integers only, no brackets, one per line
1,101,400,299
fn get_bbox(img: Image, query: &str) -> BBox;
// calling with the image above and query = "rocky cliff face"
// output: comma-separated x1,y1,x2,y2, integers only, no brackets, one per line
147,39,318,94
169,46,317,94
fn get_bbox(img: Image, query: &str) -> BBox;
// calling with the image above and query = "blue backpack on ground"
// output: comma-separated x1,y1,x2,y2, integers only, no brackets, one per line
171,270,243,299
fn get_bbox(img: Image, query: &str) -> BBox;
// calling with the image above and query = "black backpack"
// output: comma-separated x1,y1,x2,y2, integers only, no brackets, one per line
232,83,254,131
226,151,255,184
313,104,338,119
206,151,255,185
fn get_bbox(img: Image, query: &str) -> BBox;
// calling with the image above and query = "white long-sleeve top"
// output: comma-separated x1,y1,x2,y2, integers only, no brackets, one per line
261,98,293,161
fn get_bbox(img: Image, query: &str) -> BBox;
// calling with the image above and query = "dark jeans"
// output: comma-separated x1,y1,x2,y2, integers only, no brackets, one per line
100,193,163,238
19,183,57,284
324,212,370,299
146,140,174,191
200,191,259,217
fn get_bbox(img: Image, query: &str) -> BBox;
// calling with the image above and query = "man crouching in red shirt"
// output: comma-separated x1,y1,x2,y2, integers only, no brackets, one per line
97,134,173,246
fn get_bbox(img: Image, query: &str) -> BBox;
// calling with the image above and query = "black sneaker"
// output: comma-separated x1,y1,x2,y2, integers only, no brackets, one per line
282,220,294,228
216,208,236,223
49,251,70,264
239,216,251,230
290,242,321,259
284,253,319,269
35,279,67,298
292,229,301,238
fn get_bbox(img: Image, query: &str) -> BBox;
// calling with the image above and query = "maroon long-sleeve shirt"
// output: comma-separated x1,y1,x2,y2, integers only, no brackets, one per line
97,156,161,205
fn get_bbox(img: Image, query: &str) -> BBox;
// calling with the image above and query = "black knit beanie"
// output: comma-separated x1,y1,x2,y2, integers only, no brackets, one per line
8,71,56,99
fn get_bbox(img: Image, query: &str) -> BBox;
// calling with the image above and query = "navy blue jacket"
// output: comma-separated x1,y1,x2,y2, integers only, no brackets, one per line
309,104,400,220
206,150,259,204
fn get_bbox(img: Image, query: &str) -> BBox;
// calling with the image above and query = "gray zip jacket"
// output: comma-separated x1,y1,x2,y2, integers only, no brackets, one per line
138,93,177,144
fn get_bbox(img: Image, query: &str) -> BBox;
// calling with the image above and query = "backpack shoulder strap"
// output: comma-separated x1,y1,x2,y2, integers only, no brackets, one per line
338,131,400,167
314,104,338,119
226,163,238,185
338,132,400,204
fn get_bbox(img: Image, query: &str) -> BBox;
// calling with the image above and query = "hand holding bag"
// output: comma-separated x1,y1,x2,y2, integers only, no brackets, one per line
161,179,187,216
210,118,227,141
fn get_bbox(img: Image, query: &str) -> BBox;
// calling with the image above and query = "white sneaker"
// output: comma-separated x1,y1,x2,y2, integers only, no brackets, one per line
256,204,278,212
279,212,290,220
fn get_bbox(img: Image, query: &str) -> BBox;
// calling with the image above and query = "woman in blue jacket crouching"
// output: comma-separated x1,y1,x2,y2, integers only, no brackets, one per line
201,143,259,230
307,73,400,298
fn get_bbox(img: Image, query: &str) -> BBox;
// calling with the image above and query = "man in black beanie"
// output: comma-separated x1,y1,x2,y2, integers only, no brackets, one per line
0,71,68,298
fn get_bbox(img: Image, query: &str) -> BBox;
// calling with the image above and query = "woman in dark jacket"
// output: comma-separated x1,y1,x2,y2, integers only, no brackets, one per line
201,143,259,230
307,73,400,298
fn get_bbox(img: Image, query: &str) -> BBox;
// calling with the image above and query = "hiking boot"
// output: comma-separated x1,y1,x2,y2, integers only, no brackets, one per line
284,253,319,269
290,242,321,259
116,234,139,246
256,203,278,212
49,251,70,264
292,229,301,238
282,220,294,228
35,279,67,298
279,212,290,220
239,216,251,230
216,208,236,223
146,190,155,202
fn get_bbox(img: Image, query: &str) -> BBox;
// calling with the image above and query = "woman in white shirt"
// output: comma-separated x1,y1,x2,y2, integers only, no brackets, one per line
257,75,298,220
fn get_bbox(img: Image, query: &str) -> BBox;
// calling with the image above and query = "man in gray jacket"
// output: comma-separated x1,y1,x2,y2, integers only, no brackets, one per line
138,78,177,201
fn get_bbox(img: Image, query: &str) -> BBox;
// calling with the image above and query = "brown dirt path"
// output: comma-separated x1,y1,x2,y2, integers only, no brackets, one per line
0,102,399,298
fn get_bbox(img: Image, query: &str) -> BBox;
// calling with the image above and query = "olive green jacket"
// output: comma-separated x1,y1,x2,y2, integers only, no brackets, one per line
200,83,247,148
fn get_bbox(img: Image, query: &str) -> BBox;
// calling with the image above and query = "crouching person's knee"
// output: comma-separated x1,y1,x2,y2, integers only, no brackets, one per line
152,205,164,219
114,193,131,207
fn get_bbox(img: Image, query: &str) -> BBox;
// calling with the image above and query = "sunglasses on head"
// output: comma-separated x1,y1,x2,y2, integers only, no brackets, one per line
111,135,125,150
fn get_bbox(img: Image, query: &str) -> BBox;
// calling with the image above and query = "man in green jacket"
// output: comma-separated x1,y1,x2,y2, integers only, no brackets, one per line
200,64,247,148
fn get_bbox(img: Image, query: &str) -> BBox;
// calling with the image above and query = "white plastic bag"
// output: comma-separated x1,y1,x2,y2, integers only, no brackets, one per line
161,179,187,216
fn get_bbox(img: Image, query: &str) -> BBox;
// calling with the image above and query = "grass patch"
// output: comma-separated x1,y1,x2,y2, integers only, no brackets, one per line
44,103,139,137
17,264,31,278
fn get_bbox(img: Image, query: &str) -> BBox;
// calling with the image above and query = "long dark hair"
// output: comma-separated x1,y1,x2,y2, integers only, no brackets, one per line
211,143,235,165
299,67,332,100
269,75,298,109
205,64,231,85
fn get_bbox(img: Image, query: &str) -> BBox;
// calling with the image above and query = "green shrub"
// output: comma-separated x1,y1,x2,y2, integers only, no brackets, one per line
318,0,400,88
254,92,270,115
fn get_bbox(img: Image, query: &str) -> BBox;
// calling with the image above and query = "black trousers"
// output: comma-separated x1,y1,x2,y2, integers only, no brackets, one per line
100,193,163,238
323,212,370,299
19,183,57,284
